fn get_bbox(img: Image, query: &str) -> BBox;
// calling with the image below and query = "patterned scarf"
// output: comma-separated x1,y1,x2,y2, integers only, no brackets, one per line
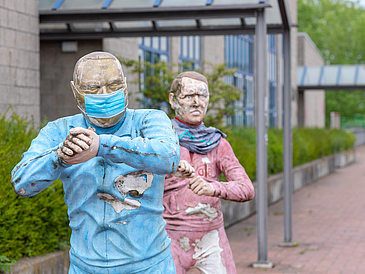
171,118,226,155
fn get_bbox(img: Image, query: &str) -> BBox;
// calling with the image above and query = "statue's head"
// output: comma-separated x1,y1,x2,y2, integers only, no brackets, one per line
71,51,128,128
169,71,209,126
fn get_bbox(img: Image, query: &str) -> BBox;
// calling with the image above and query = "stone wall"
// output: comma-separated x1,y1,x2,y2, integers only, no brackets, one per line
349,128,365,147
40,40,102,122
0,0,40,125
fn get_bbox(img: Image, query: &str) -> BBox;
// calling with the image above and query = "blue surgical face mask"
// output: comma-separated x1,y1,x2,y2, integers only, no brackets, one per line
84,88,126,118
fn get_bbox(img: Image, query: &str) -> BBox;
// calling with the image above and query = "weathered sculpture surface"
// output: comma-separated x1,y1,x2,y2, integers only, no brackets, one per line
11,52,180,274
163,71,255,274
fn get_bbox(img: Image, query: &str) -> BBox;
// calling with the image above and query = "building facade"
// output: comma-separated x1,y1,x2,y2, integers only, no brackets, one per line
0,0,325,129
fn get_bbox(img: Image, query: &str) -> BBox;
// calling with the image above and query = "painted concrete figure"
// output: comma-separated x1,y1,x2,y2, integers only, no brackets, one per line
164,71,255,274
11,52,181,274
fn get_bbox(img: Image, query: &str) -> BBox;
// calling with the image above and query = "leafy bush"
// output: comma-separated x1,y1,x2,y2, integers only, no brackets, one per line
226,127,356,181
0,111,70,262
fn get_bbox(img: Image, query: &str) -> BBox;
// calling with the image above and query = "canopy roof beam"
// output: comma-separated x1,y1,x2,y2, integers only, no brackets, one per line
40,25,287,41
40,4,269,23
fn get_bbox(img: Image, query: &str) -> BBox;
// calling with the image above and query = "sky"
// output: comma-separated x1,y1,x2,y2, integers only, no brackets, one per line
352,0,365,7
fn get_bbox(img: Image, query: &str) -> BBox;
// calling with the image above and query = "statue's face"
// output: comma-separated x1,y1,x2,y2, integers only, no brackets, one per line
169,77,209,125
71,52,128,128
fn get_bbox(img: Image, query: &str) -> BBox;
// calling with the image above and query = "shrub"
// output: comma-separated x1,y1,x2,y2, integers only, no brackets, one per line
0,111,70,262
226,127,356,181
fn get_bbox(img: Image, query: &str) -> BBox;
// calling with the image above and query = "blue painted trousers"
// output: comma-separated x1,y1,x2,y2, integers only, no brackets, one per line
69,252,176,274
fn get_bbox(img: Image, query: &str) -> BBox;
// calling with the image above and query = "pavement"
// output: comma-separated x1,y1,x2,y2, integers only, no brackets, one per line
226,144,365,274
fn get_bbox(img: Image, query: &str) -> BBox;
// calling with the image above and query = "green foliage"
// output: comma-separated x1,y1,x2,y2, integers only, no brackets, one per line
202,63,241,128
120,58,176,117
298,0,365,65
298,0,365,125
0,110,70,262
226,127,355,181
119,58,242,128
325,90,365,127
0,256,15,273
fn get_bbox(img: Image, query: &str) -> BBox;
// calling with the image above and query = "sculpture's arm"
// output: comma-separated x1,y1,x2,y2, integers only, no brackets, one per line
11,122,69,197
97,110,180,175
210,138,255,202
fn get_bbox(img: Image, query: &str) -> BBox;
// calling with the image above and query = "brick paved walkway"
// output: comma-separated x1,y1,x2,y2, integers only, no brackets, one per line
227,145,365,274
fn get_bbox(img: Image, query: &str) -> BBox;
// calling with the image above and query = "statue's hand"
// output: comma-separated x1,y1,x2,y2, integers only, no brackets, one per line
57,127,99,165
173,160,195,178
188,176,215,196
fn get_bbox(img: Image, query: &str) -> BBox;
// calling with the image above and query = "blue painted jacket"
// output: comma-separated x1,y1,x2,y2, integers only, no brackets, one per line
11,109,180,273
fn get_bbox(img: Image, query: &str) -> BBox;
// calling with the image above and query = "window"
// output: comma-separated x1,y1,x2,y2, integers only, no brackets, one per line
138,37,169,109
180,36,201,70
268,34,278,128
225,35,255,127
139,36,169,64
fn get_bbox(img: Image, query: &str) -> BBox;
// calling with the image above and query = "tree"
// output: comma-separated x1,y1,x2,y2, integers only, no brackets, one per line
119,58,242,128
298,0,365,126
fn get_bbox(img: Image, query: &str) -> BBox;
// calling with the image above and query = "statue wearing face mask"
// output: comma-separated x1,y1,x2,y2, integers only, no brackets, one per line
163,71,255,274
11,52,180,274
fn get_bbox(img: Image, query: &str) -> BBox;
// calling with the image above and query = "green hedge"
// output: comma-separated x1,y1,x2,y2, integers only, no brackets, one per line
226,127,356,181
0,112,70,262
0,113,356,262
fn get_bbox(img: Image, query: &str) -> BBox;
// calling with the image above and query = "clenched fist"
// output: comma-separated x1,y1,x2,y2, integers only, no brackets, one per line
173,160,195,178
57,127,99,165
188,176,215,196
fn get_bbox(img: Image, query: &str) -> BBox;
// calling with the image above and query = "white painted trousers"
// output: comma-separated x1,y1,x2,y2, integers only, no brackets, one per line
168,226,237,274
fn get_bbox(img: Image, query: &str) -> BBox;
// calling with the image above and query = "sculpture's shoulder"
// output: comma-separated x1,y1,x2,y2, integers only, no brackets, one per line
125,108,169,124
42,114,85,135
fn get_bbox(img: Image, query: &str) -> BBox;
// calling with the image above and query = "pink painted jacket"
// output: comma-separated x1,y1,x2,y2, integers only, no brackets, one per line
163,137,255,232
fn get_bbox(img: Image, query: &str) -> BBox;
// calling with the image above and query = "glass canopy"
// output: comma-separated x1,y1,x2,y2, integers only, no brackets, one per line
39,0,290,40
298,65,365,90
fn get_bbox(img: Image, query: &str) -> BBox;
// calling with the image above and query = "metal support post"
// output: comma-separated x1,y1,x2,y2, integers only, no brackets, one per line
253,7,272,269
280,27,296,247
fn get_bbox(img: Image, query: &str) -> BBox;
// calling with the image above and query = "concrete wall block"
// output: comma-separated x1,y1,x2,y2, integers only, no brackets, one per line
221,199,254,227
293,169,303,191
4,0,16,10
8,250,70,274
8,9,19,30
29,34,40,52
335,149,356,168
14,0,27,14
0,25,5,46
0,65,11,85
18,12,31,33
12,48,23,68
23,49,35,69
12,104,40,125
0,47,10,65
0,7,8,29
25,68,39,87
4,28,16,48
28,15,39,36
0,85,11,104
15,67,26,86
14,32,23,53
202,35,224,73
169,36,180,72
26,0,39,17
25,49,38,70
18,86,40,105
268,175,284,203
